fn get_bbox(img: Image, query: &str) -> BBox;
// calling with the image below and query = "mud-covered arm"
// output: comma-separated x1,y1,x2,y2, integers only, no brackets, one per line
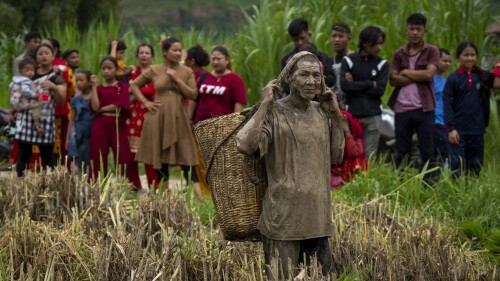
317,88,345,164
329,115,345,165
236,80,278,155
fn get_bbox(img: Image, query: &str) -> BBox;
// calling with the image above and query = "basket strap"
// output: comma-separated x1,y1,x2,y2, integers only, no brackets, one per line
204,107,258,186
243,156,262,185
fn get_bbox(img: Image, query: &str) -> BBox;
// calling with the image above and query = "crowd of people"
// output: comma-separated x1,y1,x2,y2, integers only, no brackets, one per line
7,11,500,279
9,32,248,193
8,13,500,189
279,14,500,186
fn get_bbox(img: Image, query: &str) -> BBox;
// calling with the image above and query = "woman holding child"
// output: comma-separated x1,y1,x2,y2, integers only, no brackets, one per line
14,43,67,177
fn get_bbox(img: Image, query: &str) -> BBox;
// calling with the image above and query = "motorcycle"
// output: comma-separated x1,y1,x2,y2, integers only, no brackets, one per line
0,108,15,170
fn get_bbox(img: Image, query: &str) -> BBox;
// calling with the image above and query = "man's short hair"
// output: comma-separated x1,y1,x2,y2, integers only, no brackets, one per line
24,31,41,42
288,18,309,37
62,49,79,61
406,13,427,27
438,48,450,57
331,22,351,35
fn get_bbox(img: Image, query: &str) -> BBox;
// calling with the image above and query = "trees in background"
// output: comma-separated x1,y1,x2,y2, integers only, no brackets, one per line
0,0,121,33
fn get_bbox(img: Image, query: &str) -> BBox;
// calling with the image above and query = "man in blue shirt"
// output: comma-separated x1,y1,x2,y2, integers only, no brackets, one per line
433,48,451,166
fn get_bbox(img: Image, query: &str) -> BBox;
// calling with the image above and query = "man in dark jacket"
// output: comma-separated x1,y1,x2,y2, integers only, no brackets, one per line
340,26,389,158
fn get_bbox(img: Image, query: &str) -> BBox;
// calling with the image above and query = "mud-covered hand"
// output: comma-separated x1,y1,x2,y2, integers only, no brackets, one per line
262,79,279,104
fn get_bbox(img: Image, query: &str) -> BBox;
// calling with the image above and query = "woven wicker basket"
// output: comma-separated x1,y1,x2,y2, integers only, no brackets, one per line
194,111,267,241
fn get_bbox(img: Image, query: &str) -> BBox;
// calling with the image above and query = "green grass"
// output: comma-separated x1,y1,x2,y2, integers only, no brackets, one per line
328,154,500,264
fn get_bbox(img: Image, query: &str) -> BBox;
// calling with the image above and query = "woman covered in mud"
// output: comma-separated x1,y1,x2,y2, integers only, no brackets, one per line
236,51,345,279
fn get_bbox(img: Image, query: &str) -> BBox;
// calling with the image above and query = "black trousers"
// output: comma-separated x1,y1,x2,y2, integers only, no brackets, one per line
434,124,449,165
449,134,484,177
16,142,56,177
181,165,198,183
395,109,435,179
261,235,334,280
155,164,170,183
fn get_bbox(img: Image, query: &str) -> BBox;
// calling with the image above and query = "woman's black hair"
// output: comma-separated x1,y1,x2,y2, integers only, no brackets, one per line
35,43,55,55
162,37,181,51
100,56,118,69
358,26,385,51
455,41,478,59
136,44,155,57
187,44,209,67
211,45,232,70
47,38,61,57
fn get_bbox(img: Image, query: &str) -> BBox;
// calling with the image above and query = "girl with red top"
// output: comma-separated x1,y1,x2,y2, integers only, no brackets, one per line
126,44,158,189
330,111,368,189
89,56,139,189
190,46,248,124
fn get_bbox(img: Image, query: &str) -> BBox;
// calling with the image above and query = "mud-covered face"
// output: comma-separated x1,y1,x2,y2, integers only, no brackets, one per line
289,59,322,100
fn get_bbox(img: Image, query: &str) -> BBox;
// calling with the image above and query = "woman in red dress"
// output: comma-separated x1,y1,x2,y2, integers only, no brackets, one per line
126,44,158,189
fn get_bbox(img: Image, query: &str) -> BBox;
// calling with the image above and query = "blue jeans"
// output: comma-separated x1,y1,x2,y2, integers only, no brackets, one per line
448,134,484,177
